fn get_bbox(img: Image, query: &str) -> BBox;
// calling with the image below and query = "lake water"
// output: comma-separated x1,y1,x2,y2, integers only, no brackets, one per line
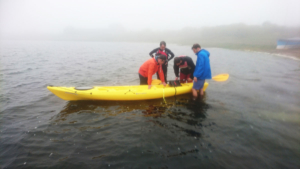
0,40,299,169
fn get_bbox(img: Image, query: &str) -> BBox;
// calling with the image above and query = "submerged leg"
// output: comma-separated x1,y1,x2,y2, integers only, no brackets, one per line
139,74,148,85
192,89,198,98
200,88,204,96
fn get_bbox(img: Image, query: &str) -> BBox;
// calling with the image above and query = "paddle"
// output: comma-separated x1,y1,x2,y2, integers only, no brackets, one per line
212,74,229,82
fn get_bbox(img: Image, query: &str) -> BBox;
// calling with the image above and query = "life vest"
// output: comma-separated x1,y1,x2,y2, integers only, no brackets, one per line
156,49,168,58
178,55,188,68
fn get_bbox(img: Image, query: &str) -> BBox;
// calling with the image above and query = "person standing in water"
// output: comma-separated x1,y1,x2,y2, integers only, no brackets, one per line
173,55,195,83
139,54,167,89
191,44,211,98
149,41,175,82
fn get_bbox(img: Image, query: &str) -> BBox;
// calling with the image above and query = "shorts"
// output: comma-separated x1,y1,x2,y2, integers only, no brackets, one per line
193,79,205,90
180,73,191,83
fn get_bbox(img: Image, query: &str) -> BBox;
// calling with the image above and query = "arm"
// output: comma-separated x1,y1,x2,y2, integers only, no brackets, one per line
147,63,155,85
158,65,165,83
173,62,180,78
186,57,195,79
166,48,175,61
149,48,159,57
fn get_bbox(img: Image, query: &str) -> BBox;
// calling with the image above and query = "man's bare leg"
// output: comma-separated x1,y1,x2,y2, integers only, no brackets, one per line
200,88,204,96
192,89,198,98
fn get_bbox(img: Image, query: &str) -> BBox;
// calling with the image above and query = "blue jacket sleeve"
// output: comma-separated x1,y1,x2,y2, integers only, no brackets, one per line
193,55,204,78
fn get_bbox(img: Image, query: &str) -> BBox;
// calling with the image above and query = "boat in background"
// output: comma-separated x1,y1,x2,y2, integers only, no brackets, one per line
277,37,300,49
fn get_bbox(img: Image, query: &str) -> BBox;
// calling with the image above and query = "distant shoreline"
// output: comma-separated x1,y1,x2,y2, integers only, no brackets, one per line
1,39,299,60
192,43,300,60
206,44,300,60
242,48,300,60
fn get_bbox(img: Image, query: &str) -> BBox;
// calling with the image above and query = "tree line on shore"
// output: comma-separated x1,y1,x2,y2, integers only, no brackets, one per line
2,22,300,49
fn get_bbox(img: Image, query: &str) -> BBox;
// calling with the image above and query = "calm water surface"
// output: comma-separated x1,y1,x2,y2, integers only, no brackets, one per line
0,41,300,168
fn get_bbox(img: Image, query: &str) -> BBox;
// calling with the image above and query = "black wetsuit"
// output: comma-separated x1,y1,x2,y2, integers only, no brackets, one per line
173,56,195,79
149,48,174,82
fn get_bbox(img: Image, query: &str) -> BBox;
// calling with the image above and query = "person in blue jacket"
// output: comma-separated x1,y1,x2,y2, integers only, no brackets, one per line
191,43,211,98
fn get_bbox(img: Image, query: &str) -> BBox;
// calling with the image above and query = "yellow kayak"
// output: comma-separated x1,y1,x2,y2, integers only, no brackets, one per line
47,80,208,101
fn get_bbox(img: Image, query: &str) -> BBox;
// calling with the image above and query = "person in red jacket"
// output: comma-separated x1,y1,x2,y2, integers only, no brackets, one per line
139,55,167,89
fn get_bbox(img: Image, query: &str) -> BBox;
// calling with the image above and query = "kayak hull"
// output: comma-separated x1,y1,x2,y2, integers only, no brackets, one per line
47,82,209,101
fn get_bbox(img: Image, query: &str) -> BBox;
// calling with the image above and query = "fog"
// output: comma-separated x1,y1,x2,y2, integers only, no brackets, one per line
1,0,300,48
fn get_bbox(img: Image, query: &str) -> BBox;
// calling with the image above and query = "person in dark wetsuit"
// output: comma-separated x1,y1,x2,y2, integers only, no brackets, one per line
149,41,174,82
173,56,195,83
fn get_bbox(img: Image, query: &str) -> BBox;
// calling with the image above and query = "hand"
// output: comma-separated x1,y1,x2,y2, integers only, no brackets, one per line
194,77,197,82
148,85,152,89
162,82,166,86
187,78,193,82
175,77,178,80
165,61,168,65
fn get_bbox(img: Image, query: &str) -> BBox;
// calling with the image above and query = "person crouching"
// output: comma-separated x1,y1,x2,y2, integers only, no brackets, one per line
139,55,167,89
173,56,195,83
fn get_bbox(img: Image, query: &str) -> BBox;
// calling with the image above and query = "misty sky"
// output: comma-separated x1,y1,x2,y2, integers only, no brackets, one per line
1,0,300,34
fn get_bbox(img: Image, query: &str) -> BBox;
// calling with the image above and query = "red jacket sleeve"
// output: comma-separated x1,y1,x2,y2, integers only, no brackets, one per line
158,65,165,83
147,63,155,85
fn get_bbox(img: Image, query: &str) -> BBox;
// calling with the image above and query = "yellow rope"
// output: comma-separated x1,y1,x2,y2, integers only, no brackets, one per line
163,87,167,104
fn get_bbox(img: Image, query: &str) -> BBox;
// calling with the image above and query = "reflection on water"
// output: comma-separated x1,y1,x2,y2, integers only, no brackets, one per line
53,94,209,127
46,94,213,164
51,87,211,135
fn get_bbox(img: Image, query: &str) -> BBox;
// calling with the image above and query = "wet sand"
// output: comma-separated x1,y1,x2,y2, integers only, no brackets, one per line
248,48,300,59
266,48,300,58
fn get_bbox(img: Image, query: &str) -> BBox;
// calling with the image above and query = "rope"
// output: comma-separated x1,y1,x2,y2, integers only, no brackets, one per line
163,87,167,104
173,86,177,101
174,86,177,96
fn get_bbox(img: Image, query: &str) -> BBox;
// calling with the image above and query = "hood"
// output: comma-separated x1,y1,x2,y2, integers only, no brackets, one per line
199,49,210,57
